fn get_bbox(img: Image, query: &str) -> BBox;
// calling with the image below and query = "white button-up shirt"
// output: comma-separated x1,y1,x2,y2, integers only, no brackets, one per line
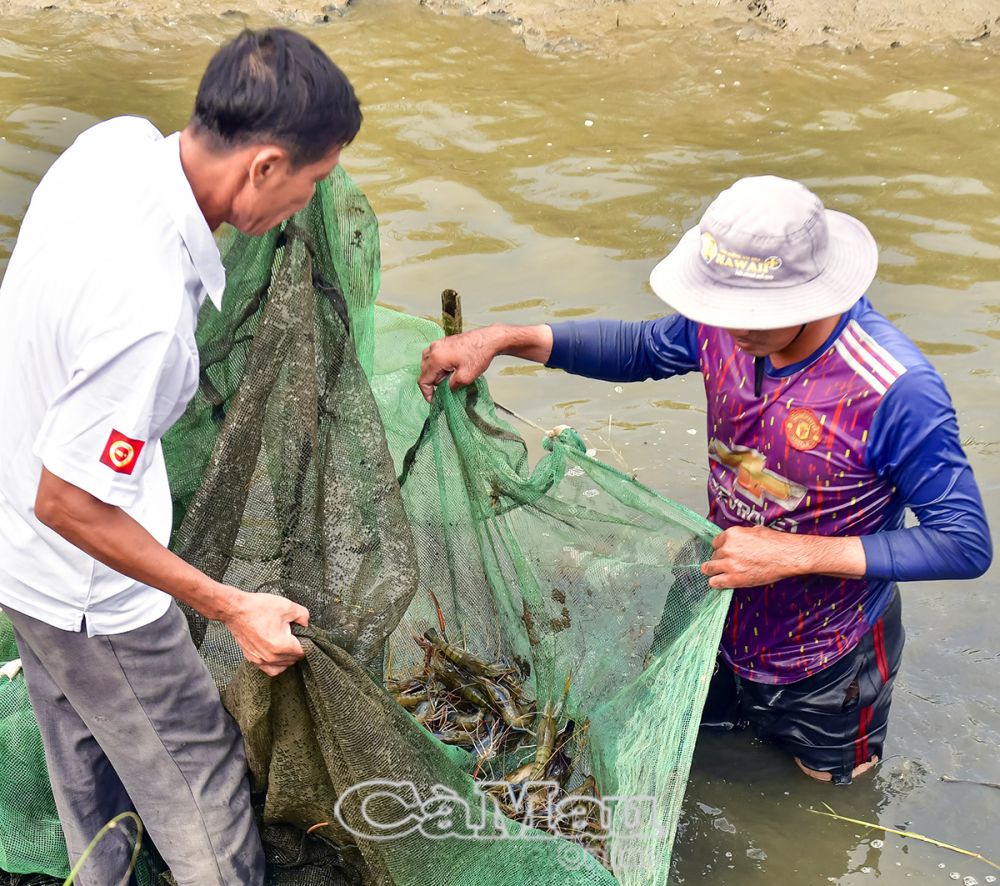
0,116,224,635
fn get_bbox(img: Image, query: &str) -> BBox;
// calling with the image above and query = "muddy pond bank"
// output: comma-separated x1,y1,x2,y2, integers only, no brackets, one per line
0,0,998,54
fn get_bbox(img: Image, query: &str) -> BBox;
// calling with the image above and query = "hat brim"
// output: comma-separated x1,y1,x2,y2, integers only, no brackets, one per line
648,210,879,330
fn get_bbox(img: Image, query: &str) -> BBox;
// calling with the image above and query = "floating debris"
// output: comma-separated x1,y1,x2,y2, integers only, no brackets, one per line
809,804,1000,872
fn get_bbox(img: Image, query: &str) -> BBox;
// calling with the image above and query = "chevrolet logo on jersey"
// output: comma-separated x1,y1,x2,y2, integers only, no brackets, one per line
708,438,807,511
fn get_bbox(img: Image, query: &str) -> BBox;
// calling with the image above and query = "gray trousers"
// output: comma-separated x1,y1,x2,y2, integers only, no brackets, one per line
5,602,265,886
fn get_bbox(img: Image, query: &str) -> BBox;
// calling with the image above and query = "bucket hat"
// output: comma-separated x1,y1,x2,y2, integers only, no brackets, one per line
648,176,878,330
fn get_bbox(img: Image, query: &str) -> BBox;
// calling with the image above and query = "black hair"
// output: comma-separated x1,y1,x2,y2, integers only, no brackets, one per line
191,28,362,168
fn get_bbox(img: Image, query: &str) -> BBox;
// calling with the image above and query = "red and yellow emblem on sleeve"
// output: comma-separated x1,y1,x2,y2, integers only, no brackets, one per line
784,408,822,452
100,429,145,475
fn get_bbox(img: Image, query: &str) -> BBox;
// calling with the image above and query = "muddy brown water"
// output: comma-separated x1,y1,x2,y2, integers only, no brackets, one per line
1,2,998,883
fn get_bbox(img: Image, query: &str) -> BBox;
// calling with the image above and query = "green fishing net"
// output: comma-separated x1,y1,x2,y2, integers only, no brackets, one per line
0,617,161,885
0,166,730,886
0,615,68,880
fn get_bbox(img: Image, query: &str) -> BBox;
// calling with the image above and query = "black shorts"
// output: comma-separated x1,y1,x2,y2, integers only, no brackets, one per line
701,588,904,784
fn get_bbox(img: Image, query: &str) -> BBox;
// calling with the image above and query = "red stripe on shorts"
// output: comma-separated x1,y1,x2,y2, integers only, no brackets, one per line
855,705,873,766
873,618,889,684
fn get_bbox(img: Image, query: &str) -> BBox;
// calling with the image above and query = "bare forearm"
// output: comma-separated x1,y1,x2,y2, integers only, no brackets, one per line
795,534,867,580
703,525,867,589
418,323,553,401
490,323,554,364
35,468,238,620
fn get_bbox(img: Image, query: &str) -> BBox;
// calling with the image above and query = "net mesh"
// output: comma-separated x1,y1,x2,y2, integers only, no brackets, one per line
0,616,68,880
0,166,730,886
0,617,163,886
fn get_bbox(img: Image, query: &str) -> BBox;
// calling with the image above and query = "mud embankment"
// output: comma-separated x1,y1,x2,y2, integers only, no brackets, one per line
421,0,1000,53
0,0,997,54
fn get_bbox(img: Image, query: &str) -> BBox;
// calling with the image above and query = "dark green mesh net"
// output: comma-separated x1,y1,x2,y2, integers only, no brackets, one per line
0,618,68,880
0,166,730,886
165,169,416,686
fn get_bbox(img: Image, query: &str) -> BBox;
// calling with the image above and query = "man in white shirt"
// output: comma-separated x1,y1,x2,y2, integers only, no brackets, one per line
0,29,362,885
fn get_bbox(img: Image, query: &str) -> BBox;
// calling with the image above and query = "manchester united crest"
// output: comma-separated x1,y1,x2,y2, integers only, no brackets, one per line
784,408,822,452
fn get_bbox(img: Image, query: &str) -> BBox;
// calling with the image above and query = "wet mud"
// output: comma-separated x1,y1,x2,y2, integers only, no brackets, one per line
1,0,997,54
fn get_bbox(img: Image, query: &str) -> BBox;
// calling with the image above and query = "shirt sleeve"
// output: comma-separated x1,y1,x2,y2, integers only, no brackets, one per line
861,364,993,581
546,314,700,381
33,329,197,509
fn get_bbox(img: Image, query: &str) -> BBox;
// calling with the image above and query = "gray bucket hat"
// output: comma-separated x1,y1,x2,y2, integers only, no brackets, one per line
649,176,878,330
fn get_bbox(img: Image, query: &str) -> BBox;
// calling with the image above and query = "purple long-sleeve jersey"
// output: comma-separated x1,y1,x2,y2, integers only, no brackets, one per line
547,297,992,685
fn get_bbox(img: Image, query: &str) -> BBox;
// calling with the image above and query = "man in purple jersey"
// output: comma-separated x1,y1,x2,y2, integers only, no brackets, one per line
416,175,992,784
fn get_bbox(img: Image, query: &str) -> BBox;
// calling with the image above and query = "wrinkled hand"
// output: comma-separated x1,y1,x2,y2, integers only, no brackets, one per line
418,328,500,403
701,525,805,589
222,590,310,677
